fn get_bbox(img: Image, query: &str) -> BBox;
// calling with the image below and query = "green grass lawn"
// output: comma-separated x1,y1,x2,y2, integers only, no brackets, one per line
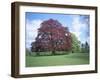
26,52,89,67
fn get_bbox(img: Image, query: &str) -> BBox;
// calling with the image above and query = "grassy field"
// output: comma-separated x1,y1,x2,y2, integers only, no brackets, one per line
26,52,89,67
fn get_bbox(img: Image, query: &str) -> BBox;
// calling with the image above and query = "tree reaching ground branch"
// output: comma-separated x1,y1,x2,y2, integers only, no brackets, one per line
31,19,72,55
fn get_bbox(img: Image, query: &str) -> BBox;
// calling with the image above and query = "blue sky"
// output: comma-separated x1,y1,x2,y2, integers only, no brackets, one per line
25,12,90,49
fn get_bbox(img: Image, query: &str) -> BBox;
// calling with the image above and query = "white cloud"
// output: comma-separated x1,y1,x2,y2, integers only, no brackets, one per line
71,16,89,43
26,19,43,49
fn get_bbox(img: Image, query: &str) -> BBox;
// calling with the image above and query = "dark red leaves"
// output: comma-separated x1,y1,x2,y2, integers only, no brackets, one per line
31,19,72,52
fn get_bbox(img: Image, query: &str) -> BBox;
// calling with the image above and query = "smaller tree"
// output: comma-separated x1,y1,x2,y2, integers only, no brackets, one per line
71,33,81,53
81,41,89,53
26,48,31,56
81,43,85,53
85,41,89,53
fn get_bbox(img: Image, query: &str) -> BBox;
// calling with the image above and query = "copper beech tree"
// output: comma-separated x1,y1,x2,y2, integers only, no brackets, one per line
31,19,72,55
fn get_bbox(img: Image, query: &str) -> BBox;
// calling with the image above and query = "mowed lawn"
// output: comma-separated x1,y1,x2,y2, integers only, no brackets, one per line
26,52,89,67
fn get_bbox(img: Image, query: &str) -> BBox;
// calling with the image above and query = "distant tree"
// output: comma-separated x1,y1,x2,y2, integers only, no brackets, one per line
26,48,31,56
81,43,85,53
31,19,72,55
71,33,81,53
85,41,89,53
81,41,89,53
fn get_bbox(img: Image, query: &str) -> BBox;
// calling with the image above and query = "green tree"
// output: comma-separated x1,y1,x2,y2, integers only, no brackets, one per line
81,41,89,53
85,41,89,53
26,48,31,56
71,33,81,53
81,43,85,53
